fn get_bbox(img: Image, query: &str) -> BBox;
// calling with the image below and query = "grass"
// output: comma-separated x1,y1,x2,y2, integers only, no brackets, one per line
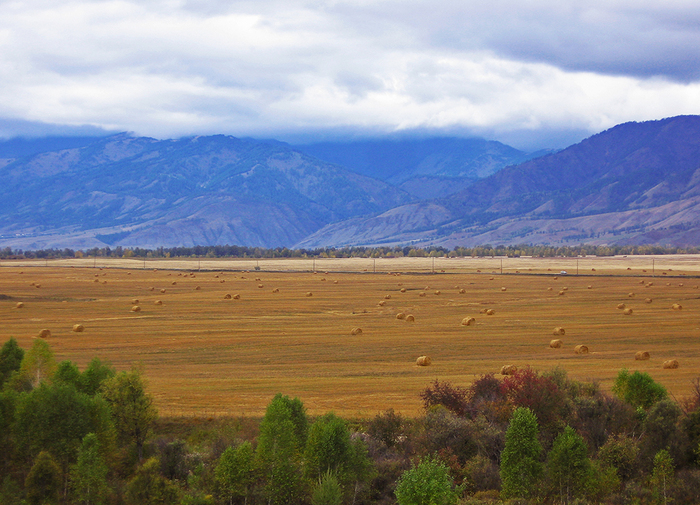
1,256,699,417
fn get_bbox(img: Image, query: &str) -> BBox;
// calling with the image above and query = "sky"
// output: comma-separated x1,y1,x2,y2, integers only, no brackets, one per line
1,1,700,150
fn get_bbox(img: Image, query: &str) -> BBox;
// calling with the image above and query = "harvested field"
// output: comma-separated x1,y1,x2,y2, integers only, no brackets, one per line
1,255,700,417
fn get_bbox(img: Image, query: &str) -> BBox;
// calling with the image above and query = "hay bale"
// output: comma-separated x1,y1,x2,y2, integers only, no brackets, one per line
38,329,51,338
591,268,596,271
155,300,163,305
459,288,466,294
419,292,426,297
663,359,679,369
574,344,589,354
434,290,441,295
635,351,650,361
500,364,517,375
384,294,391,299
489,277,494,280
550,339,563,348
149,287,155,291
378,300,386,306
647,282,654,287
233,294,240,299
15,302,24,309
405,314,415,322
640,280,645,284
558,291,565,296
587,285,592,289
306,292,313,297
132,298,139,305
160,289,166,294
416,355,431,366
272,288,280,293
671,303,682,310
485,309,495,316
461,317,476,326
35,284,41,288
563,287,569,291
628,292,635,298
224,293,232,299
195,286,201,290
553,327,565,336
72,324,84,333
547,287,553,291
171,281,177,285
258,284,264,289
351,327,363,335
396,312,406,320
623,308,633,315
645,298,652,303
617,303,626,310
131,305,141,312
501,287,507,292
400,288,406,293
94,279,99,283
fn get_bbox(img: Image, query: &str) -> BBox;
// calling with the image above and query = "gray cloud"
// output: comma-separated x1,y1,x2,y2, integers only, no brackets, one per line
0,1,698,148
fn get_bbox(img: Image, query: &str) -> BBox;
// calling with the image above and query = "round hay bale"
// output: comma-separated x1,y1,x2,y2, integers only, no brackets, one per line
400,288,406,293
396,312,406,320
224,293,232,299
663,359,679,369
72,324,84,333
640,280,645,284
500,364,517,375
424,286,430,290
232,294,240,299
94,279,99,283
459,288,466,294
679,283,684,287
617,303,626,310
405,314,415,322
623,308,633,315
553,327,565,336
160,289,166,294
155,300,163,305
628,292,635,298
501,287,507,292
378,300,386,306
306,292,313,297
350,327,363,335
647,282,654,287
553,276,558,280
434,290,441,295
635,351,650,361
550,339,563,348
671,303,682,310
258,284,264,289
547,287,553,291
419,292,426,297
384,294,391,299
587,285,592,289
149,287,155,291
334,280,338,284
485,309,496,316
131,305,141,312
489,277,494,280
591,268,596,271
574,344,589,354
461,317,476,326
563,287,569,291
416,355,431,366
195,286,201,290
15,302,24,308
171,281,177,285
132,298,139,305
35,284,41,288
645,298,652,303
272,288,280,293
558,290,565,296
38,329,51,338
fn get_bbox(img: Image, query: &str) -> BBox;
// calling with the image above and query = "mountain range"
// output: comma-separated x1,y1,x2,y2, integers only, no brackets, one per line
0,115,699,250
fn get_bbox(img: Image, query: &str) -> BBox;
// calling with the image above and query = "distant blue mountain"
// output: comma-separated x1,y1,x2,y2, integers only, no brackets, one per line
0,135,109,159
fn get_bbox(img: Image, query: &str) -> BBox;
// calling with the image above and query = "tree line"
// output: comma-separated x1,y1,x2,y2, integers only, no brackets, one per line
1,243,699,261
2,337,700,504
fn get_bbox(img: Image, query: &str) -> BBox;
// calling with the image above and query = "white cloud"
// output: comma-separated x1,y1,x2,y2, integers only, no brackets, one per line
0,0,699,147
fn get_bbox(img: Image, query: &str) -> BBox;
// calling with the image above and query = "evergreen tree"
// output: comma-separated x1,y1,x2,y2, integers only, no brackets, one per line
0,337,24,387
500,407,542,499
25,451,62,505
546,425,592,504
71,433,109,505
311,471,343,505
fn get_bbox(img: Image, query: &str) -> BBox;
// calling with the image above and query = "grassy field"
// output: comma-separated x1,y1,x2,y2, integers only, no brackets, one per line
1,255,699,417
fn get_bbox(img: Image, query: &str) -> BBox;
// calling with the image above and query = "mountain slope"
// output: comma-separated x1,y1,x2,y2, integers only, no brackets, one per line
297,116,700,248
0,134,412,249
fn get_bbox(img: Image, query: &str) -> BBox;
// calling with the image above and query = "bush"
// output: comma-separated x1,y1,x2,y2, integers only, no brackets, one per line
420,380,469,417
612,369,667,410
395,455,463,505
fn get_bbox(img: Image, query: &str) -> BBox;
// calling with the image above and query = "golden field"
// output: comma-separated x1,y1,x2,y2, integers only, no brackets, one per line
1,255,699,418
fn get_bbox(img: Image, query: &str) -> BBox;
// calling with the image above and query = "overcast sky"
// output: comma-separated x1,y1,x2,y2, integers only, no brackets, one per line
1,1,699,149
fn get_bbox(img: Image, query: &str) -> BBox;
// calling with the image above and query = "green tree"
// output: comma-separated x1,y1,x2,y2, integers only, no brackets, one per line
55,360,81,388
79,358,115,396
500,407,543,499
25,451,62,505
613,369,667,410
71,433,109,505
305,413,353,482
101,368,157,461
256,394,306,505
12,338,56,390
650,449,674,505
311,471,343,505
546,426,592,504
0,337,24,387
395,455,462,505
0,390,18,472
215,442,255,505
124,457,180,505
